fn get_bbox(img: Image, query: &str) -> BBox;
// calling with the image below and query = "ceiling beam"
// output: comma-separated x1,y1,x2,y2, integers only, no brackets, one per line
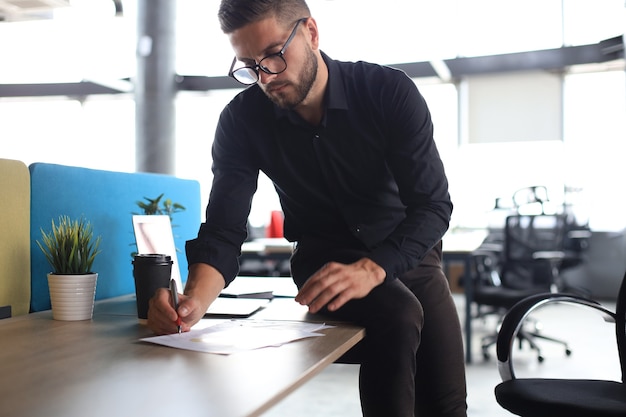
0,36,622,98
175,75,241,91
0,80,128,97
444,35,624,79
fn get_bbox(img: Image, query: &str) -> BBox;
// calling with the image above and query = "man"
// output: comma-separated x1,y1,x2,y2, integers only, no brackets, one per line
148,0,467,415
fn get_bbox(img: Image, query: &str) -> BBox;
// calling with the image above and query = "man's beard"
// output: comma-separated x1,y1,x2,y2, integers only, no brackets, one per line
265,48,318,110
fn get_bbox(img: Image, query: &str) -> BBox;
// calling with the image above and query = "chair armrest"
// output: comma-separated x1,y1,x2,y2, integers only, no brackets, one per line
496,293,615,381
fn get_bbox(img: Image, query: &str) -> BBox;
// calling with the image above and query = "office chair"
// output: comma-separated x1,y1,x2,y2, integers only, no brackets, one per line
487,186,553,255
512,185,551,214
494,269,626,417
472,214,574,362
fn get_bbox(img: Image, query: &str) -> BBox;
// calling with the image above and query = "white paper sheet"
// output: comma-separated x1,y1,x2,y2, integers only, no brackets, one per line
141,320,334,355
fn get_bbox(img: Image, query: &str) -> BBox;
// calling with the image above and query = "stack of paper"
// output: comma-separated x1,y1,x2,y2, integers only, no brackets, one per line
141,320,333,355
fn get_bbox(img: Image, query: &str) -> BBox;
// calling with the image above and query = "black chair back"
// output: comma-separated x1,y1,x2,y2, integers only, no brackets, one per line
501,214,567,290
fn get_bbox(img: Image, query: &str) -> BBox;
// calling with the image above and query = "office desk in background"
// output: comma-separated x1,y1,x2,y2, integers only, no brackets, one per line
240,238,294,276
0,295,364,417
442,229,489,364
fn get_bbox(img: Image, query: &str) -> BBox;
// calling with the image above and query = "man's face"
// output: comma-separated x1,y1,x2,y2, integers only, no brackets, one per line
229,17,318,110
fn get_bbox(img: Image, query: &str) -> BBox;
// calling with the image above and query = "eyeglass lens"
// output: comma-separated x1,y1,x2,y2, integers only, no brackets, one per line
232,55,287,84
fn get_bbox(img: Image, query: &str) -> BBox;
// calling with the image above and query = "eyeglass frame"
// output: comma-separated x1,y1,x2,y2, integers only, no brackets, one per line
228,17,308,85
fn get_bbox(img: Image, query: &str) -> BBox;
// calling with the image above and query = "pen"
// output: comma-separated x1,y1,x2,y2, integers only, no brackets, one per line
169,279,182,334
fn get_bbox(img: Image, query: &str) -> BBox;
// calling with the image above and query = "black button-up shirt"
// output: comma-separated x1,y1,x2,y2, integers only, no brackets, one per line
186,52,452,286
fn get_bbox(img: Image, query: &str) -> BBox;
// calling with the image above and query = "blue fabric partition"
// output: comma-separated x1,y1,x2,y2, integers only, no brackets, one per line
29,163,202,312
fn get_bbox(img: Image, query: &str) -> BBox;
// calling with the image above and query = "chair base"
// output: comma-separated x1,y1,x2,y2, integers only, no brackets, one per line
481,320,571,362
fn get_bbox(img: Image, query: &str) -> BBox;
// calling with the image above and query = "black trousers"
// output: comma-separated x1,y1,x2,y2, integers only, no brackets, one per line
291,239,467,417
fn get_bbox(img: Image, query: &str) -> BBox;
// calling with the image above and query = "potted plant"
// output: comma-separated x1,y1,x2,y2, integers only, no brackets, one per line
37,215,102,321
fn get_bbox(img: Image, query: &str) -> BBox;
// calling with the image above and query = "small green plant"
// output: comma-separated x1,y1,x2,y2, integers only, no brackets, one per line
133,193,185,221
37,215,102,274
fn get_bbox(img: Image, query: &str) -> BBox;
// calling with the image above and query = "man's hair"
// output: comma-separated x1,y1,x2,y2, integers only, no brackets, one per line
218,0,311,33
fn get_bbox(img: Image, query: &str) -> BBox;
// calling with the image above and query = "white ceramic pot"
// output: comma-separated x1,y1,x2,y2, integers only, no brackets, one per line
47,273,98,321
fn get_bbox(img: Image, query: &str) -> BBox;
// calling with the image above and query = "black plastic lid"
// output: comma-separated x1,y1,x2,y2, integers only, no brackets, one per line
132,253,173,265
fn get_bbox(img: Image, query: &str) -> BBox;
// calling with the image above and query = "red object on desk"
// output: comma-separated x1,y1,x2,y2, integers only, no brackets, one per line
266,210,284,238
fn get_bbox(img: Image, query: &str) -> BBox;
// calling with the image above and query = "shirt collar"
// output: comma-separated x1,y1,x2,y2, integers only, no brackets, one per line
273,50,348,123
322,51,349,111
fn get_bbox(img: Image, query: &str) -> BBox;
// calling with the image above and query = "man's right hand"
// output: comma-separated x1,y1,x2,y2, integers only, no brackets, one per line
147,288,204,335
147,263,226,335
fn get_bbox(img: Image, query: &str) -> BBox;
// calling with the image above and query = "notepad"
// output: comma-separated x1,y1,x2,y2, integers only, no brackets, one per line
222,277,298,298
219,289,274,299
205,298,270,318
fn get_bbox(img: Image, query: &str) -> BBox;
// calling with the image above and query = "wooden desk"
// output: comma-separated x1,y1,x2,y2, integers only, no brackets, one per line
0,296,364,417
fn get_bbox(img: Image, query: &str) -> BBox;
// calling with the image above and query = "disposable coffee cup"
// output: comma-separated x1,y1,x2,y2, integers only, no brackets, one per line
132,254,173,323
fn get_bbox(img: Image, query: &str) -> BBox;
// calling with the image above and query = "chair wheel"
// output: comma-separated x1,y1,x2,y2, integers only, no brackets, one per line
538,355,545,363
565,349,572,356
483,351,491,361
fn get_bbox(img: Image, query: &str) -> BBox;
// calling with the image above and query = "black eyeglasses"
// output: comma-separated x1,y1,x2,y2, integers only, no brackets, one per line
228,18,308,85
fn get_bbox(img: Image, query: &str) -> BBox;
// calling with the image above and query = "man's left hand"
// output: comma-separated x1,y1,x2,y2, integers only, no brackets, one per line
295,257,386,313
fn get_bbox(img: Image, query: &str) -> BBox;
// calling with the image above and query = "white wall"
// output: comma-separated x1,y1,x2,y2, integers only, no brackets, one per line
465,71,563,144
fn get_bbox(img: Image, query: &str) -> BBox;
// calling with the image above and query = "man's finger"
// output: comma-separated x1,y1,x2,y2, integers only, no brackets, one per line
296,263,339,303
305,276,351,313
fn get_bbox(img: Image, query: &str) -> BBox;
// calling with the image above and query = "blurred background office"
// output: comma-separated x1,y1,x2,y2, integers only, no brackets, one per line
1,0,625,295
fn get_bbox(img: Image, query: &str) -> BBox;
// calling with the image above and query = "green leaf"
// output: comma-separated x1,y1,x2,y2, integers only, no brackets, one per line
37,215,102,275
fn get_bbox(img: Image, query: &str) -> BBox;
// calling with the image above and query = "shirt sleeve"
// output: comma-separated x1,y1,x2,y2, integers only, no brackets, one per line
367,70,453,279
185,103,259,286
